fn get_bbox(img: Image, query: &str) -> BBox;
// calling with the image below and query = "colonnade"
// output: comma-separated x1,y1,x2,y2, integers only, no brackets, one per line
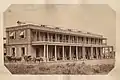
41,45,113,62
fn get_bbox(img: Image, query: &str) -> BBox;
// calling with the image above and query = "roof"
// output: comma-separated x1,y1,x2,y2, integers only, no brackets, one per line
6,23,106,39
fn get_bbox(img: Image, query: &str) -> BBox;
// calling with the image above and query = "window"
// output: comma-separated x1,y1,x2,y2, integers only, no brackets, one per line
21,47,25,56
20,31,25,38
10,32,15,39
12,48,15,57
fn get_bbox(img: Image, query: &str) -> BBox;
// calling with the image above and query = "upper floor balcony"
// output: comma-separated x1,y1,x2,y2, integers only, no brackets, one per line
31,32,107,47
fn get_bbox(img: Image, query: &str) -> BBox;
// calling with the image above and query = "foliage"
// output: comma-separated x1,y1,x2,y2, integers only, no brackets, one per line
4,62,114,74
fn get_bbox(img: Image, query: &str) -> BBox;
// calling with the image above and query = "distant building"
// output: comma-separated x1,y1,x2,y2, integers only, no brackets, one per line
3,37,6,55
6,23,115,62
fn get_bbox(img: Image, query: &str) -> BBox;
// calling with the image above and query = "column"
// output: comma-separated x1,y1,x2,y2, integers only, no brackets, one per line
64,35,66,42
76,46,78,60
46,45,49,61
62,35,64,42
93,38,95,44
51,34,53,42
62,46,65,60
68,35,71,43
36,31,39,41
55,34,57,42
47,33,49,41
111,46,113,52
96,47,99,59
58,34,60,42
27,29,31,43
91,47,94,59
111,46,115,58
82,46,86,59
76,36,78,43
43,33,45,41
108,46,110,53
84,37,86,44
108,46,110,58
100,47,103,59
6,31,9,45
36,30,37,41
55,45,57,61
44,45,46,62
27,29,32,56
103,47,106,58
69,46,72,60
39,31,41,41
28,45,32,56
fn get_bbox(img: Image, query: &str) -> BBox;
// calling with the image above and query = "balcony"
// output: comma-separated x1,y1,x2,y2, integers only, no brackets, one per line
31,39,105,47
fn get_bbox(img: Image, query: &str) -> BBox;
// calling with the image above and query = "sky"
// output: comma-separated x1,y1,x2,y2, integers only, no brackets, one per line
3,4,116,47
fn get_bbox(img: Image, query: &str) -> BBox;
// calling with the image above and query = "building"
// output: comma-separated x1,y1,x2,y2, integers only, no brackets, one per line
6,23,115,62
3,37,6,55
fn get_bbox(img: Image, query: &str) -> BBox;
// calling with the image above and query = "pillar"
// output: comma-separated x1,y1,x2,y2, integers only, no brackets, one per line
108,46,110,58
6,31,9,45
111,46,115,58
84,37,86,44
27,29,32,56
82,46,86,59
46,45,49,61
76,46,78,60
68,35,71,43
55,34,57,42
62,46,65,60
39,31,41,41
58,34,60,42
44,45,46,62
100,47,103,59
108,46,110,53
47,33,49,41
43,33,45,41
69,46,72,60
35,30,36,41
93,38,95,44
51,34,53,42
62,35,64,42
55,45,57,61
76,36,78,43
28,45,32,56
91,47,94,59
103,47,106,59
96,47,99,59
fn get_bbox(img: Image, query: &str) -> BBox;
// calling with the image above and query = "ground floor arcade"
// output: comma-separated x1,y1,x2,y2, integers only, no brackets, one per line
6,44,115,62
28,45,114,62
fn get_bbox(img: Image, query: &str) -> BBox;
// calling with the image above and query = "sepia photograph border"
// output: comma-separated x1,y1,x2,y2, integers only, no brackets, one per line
0,0,118,80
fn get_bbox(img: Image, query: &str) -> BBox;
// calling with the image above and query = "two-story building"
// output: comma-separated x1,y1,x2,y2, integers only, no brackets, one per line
6,23,115,62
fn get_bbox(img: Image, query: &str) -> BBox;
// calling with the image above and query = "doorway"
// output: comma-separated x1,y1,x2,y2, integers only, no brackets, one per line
21,47,25,57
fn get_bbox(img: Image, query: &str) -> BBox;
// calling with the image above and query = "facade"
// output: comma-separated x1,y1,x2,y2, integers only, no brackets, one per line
6,24,115,62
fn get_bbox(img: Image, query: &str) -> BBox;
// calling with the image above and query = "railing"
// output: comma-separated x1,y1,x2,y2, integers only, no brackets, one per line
32,38,105,45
